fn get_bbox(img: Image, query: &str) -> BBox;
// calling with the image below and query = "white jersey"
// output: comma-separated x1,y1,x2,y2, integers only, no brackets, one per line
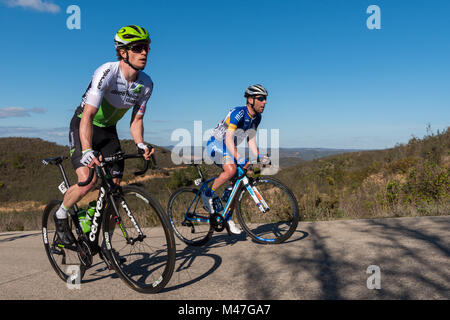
75,61,153,127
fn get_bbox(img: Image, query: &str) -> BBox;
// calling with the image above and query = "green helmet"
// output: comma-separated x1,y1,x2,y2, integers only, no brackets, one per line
114,25,150,49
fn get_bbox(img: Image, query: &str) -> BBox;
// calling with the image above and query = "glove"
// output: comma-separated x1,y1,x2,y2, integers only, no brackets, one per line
80,149,96,166
136,143,149,154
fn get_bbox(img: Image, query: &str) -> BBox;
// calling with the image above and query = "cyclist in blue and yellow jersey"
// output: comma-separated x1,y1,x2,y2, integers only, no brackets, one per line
204,84,271,234
54,25,155,245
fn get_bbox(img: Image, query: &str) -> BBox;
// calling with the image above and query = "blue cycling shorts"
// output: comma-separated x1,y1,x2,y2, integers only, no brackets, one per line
206,137,237,166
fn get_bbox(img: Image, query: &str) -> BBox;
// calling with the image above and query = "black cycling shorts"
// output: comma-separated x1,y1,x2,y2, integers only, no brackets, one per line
69,115,124,178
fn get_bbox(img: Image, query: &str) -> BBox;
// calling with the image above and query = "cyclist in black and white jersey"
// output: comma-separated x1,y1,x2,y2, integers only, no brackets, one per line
54,25,155,244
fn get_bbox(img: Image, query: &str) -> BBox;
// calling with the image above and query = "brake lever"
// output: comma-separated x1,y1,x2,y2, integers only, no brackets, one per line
133,145,156,176
77,151,102,186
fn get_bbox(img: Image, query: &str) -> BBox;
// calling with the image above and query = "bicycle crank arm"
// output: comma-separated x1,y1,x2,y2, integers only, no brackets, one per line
55,243,79,252
181,219,196,234
51,246,66,256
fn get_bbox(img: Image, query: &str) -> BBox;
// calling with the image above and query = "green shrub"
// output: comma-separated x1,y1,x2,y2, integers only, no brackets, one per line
386,180,401,204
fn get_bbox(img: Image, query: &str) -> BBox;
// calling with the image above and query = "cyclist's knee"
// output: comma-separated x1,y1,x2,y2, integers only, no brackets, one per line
222,164,236,179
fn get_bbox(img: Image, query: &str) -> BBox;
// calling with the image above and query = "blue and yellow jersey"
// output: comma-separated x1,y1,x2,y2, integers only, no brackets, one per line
210,106,261,145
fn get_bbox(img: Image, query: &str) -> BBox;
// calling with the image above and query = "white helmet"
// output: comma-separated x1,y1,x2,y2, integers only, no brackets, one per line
244,84,268,98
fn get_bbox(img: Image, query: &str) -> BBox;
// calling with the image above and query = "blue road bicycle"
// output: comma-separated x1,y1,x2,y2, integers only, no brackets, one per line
167,164,299,246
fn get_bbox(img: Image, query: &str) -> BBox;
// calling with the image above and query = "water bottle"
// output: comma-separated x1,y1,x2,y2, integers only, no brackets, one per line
212,195,223,213
78,201,96,234
78,209,91,234
87,201,96,218
221,185,233,203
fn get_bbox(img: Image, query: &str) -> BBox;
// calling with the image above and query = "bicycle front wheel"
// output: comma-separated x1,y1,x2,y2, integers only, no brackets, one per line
102,185,176,294
167,187,214,246
236,177,299,244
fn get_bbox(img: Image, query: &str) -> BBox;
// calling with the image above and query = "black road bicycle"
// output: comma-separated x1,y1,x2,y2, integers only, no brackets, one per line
168,163,300,246
41,149,176,293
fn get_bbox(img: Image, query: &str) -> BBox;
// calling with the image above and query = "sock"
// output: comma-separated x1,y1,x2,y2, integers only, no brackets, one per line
55,203,69,219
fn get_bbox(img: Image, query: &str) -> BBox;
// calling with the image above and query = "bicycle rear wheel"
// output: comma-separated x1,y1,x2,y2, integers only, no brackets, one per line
167,187,214,246
236,177,299,244
42,200,86,285
102,185,176,293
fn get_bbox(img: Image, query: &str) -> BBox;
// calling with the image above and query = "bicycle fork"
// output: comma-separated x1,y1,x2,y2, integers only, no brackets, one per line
242,177,270,213
109,195,146,245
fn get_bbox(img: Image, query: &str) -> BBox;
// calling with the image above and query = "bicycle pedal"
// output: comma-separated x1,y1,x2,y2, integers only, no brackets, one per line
50,247,64,255
182,220,193,227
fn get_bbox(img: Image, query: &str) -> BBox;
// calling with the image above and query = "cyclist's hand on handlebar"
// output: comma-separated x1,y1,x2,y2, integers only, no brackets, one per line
143,147,154,161
258,154,271,166
136,143,154,161
80,149,101,168
236,157,251,170
237,156,248,166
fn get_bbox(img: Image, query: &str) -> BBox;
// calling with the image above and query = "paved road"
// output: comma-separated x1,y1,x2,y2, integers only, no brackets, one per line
0,216,449,300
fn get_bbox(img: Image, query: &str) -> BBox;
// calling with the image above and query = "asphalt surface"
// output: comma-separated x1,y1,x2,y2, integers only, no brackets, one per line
0,215,449,300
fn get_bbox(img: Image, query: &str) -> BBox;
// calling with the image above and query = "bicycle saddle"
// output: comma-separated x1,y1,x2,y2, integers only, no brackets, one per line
42,156,67,166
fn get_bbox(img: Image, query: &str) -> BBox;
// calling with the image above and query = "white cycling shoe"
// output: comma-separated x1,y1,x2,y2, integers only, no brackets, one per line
201,192,215,214
227,220,242,235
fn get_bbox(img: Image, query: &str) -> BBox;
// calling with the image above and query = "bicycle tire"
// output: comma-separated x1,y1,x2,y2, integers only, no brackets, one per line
235,177,300,244
42,199,86,284
102,185,176,293
167,187,214,247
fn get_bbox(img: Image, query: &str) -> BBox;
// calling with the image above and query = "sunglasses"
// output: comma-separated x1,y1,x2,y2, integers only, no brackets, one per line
128,43,150,53
255,96,267,102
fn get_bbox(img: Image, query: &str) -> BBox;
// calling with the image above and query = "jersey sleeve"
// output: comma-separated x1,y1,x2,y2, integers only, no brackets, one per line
226,108,245,131
135,77,153,116
83,63,112,108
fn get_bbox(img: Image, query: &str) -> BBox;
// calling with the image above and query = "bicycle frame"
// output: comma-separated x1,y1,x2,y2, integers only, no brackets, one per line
85,165,147,250
50,159,142,254
184,166,271,224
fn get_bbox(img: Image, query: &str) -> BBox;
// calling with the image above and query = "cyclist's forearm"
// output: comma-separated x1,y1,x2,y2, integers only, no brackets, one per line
130,116,144,144
79,106,96,151
248,135,259,158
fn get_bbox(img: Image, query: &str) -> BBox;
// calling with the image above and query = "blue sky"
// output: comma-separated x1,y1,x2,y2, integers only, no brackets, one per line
0,0,449,149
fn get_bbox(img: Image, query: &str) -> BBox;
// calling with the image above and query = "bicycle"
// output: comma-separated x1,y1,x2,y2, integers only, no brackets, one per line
167,162,300,246
41,148,176,293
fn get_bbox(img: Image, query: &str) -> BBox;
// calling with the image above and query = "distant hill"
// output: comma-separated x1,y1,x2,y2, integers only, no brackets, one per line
0,128,448,231
275,128,450,221
0,138,174,204
277,147,364,161
162,145,363,168
0,139,360,205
